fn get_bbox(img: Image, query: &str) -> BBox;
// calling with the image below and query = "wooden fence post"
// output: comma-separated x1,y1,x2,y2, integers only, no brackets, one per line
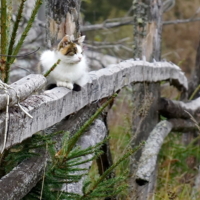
130,0,163,199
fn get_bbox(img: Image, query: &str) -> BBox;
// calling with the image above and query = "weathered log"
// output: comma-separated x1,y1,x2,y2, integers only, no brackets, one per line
0,103,102,199
159,97,200,120
0,60,188,151
135,118,200,185
0,151,46,200
0,74,46,110
135,120,173,185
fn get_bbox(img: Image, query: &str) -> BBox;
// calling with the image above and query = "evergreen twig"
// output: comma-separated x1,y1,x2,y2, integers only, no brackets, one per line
9,0,42,66
56,94,117,160
0,0,8,81
43,59,61,77
5,0,27,83
80,142,145,199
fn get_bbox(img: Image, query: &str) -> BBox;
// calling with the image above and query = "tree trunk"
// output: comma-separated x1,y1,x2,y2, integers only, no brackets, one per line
46,0,81,48
129,0,163,199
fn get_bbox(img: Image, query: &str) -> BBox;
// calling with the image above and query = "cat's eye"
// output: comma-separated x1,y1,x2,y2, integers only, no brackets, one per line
66,51,75,56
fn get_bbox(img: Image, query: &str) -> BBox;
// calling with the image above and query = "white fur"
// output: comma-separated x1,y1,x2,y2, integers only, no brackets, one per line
40,44,88,90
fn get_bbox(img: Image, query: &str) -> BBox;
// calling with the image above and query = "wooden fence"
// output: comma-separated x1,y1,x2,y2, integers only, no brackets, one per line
0,59,189,199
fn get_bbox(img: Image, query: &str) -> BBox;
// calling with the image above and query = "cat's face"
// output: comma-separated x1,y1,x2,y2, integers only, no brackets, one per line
57,35,85,64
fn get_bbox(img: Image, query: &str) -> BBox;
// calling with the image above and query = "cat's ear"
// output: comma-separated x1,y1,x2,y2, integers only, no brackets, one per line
57,35,71,50
77,35,85,45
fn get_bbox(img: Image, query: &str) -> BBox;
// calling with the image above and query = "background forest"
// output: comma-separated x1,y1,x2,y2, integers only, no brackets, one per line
81,0,200,76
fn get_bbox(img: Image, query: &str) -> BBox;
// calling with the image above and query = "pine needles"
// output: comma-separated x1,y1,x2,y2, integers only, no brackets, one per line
16,94,143,200
0,0,42,82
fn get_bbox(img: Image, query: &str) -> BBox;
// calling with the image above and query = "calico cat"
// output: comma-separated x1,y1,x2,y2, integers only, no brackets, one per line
40,35,88,90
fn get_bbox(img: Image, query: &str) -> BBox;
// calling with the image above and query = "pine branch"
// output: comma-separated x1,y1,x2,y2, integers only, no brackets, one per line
64,94,117,158
5,0,27,83
80,142,144,199
0,0,8,81
43,59,61,77
9,0,42,66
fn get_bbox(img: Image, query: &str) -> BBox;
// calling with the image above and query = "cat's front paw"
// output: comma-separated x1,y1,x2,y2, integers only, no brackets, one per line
56,81,73,90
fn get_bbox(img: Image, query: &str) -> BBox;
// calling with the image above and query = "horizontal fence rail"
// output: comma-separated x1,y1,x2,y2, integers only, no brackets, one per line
0,60,188,151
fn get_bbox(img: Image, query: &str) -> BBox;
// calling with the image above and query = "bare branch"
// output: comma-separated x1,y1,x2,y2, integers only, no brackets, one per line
0,47,40,58
163,17,200,25
81,17,133,31
81,17,200,32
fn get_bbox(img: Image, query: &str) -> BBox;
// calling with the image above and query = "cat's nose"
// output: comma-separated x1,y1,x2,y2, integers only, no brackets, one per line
78,57,82,61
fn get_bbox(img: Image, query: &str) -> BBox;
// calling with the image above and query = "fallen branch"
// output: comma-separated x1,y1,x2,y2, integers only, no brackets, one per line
135,118,200,185
135,120,173,185
169,118,197,132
